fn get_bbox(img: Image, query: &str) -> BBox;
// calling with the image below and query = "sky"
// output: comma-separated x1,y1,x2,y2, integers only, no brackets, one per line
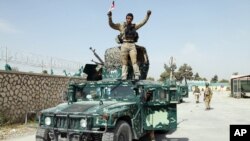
0,0,250,80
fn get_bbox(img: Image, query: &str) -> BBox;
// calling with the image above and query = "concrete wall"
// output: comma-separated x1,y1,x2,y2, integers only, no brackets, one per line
0,70,85,123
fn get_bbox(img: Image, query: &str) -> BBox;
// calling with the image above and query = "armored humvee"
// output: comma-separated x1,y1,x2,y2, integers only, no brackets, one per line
163,79,188,104
36,46,178,141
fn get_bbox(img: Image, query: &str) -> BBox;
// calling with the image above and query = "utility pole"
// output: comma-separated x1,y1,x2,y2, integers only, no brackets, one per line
169,56,176,81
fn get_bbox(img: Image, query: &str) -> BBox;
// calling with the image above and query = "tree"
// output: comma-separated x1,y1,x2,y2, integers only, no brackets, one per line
219,79,229,83
176,63,193,83
147,77,155,81
211,75,218,83
159,63,177,81
202,77,207,81
194,72,202,80
232,72,239,75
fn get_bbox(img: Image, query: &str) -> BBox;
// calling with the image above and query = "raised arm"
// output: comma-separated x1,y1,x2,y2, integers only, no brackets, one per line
107,11,120,30
135,10,151,30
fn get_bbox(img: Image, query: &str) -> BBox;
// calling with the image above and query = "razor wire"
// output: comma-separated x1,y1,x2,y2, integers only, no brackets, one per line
0,46,84,73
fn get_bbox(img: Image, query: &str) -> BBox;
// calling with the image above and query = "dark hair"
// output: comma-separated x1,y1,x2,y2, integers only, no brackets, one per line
126,13,133,19
205,82,209,86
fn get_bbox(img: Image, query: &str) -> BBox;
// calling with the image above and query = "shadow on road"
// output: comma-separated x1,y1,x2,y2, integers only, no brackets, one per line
138,132,188,141
180,101,190,104
156,133,188,141
177,118,188,125
165,138,189,141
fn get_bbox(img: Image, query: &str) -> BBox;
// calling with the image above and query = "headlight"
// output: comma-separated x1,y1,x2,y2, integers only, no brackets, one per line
80,118,87,128
45,117,51,125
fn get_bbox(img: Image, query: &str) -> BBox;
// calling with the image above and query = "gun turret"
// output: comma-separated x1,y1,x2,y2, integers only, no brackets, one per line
89,47,104,65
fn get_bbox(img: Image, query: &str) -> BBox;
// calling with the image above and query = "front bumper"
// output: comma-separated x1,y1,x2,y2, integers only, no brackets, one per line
40,114,108,141
45,127,107,141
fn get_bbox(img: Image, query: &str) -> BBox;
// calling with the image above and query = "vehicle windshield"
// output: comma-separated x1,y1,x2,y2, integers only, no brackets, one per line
76,85,136,101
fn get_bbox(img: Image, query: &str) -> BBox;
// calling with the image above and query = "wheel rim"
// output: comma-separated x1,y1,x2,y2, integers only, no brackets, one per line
118,133,126,141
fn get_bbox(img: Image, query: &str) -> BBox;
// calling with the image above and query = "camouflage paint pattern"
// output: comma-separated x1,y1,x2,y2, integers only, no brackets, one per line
38,79,177,140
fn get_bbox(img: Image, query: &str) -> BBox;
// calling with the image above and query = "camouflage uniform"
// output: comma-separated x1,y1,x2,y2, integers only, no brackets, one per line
193,86,201,103
204,86,213,110
108,12,151,80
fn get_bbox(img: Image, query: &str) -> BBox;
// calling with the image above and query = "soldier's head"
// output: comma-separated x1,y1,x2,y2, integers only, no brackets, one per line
205,83,209,87
126,13,133,24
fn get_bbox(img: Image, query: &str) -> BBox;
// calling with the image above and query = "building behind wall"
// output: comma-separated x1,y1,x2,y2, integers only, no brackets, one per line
230,74,250,98
188,80,229,92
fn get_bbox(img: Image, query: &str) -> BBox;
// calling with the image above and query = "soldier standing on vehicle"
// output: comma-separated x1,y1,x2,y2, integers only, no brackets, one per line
107,10,151,80
193,86,201,103
204,83,213,110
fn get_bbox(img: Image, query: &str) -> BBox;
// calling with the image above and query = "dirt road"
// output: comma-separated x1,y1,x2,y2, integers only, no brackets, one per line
3,91,250,141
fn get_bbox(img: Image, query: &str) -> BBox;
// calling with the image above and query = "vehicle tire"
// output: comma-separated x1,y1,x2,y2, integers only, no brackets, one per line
92,133,102,141
35,128,51,141
180,98,183,103
102,121,132,141
155,130,169,134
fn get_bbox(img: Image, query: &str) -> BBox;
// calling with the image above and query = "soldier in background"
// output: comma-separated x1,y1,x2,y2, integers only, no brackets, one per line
107,10,151,80
193,86,201,103
204,83,213,110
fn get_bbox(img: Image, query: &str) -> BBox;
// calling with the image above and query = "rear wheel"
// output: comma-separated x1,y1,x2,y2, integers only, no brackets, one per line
36,128,51,141
102,121,132,141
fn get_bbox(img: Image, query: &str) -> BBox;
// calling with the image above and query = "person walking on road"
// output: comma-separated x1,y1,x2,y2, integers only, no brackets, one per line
193,86,201,103
204,83,213,110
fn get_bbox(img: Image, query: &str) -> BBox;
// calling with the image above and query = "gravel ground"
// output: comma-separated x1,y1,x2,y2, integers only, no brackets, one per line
0,122,37,141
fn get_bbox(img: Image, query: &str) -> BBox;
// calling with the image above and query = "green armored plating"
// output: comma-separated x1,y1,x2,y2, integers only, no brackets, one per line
36,9,178,141
36,46,178,141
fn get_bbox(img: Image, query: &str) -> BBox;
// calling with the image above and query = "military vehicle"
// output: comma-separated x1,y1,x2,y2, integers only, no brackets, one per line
163,57,189,104
177,83,189,103
36,46,178,141
163,77,188,104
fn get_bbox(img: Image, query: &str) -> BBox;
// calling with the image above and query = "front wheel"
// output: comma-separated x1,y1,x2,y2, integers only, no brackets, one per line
102,121,132,141
36,128,51,141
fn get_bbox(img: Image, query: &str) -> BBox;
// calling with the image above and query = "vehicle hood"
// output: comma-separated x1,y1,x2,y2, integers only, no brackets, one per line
42,100,136,115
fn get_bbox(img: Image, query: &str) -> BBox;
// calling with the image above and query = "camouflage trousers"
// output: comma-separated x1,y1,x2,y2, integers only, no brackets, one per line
194,93,200,103
204,94,212,109
121,42,140,79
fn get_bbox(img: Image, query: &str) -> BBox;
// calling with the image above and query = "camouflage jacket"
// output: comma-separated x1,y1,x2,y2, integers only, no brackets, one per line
193,87,200,93
204,87,212,96
108,13,150,42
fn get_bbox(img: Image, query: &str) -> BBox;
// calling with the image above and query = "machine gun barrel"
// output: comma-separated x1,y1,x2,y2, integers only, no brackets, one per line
89,47,104,65
91,59,102,65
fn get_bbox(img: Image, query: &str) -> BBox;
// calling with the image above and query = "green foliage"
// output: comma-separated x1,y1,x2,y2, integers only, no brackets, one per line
232,72,239,75
159,61,214,82
219,79,229,83
211,75,218,83
159,64,171,81
194,72,202,80
42,70,48,74
146,77,155,81
0,113,7,126
159,63,194,83
176,63,193,83
202,77,207,81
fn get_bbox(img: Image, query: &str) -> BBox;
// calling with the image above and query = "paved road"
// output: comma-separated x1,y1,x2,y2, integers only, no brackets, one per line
165,91,250,141
4,91,250,141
